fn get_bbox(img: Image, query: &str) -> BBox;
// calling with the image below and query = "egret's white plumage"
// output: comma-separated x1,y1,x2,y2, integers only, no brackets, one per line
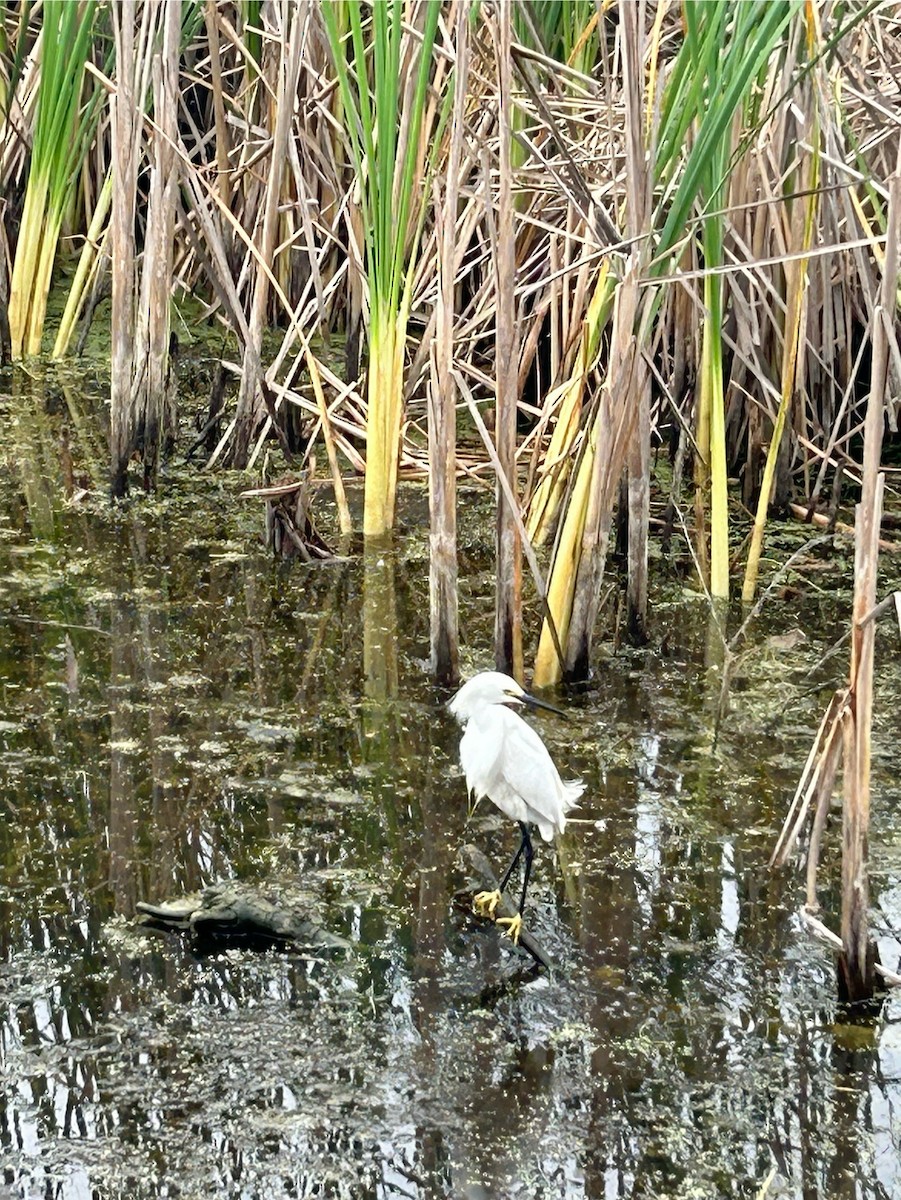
449,671,584,840
450,671,584,942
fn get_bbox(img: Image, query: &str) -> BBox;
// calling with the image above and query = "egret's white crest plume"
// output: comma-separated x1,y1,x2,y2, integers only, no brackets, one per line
449,671,585,944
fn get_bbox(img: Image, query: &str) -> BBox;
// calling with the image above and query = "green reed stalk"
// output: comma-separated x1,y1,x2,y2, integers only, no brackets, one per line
8,0,97,359
323,0,442,539
239,0,262,80
653,0,801,599
517,0,596,72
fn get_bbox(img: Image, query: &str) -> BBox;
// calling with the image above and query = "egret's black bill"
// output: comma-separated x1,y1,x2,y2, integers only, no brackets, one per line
521,690,566,717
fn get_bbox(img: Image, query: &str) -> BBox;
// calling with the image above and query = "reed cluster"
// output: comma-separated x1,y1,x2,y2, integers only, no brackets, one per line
1,0,899,689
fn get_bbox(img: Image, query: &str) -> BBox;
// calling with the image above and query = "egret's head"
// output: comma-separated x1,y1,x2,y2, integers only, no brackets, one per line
448,671,567,725
448,671,524,724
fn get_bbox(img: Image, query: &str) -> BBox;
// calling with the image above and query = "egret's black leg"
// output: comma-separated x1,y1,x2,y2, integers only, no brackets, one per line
517,823,534,914
496,822,532,945
473,823,528,920
498,824,529,894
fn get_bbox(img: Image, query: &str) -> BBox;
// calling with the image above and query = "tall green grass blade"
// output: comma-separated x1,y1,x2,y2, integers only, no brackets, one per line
649,0,804,598
324,0,444,537
9,0,98,358
655,1,801,268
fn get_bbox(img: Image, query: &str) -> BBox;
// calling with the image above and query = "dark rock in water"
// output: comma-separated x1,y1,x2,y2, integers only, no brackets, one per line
136,881,350,953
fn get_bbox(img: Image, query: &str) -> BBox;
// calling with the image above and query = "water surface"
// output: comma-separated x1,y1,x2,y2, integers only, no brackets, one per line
2,382,901,1199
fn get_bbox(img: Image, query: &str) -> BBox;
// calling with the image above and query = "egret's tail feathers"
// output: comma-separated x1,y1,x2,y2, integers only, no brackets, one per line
562,779,585,812
536,779,586,842
553,779,585,838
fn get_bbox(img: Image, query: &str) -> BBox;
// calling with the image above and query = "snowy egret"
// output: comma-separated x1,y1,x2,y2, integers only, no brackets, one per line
449,671,585,945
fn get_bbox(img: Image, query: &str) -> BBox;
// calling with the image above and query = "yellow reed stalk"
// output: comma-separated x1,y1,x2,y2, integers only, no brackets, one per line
363,313,405,539
704,271,730,600
533,260,640,687
533,416,595,685
52,171,113,358
742,127,820,602
526,263,614,546
9,165,50,357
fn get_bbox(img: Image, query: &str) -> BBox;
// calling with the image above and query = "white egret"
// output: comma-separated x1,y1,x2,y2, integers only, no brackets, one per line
449,671,584,945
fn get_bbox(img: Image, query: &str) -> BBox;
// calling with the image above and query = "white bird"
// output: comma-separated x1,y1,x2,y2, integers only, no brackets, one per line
449,671,584,945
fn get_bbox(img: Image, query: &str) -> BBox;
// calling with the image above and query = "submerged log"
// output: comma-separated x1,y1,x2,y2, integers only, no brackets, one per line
136,881,350,952
463,844,556,971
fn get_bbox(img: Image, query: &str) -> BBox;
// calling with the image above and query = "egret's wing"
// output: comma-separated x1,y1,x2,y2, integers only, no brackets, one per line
494,709,579,829
459,706,583,838
459,712,505,800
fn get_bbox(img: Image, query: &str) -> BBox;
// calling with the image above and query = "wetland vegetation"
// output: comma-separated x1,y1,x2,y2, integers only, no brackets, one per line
2,2,901,1196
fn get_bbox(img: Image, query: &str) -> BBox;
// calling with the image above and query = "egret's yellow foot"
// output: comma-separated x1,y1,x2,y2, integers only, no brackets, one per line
496,913,524,945
473,889,502,919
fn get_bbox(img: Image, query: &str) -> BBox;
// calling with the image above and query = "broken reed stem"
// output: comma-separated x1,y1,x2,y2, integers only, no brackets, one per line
788,502,901,554
804,711,845,911
306,347,352,538
838,166,900,1001
109,0,138,498
229,7,303,467
621,0,650,644
800,908,901,988
856,592,901,630
770,687,849,868
493,3,522,678
427,0,467,688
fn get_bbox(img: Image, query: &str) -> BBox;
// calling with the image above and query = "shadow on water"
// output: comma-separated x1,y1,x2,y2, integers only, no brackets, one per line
2,380,901,1198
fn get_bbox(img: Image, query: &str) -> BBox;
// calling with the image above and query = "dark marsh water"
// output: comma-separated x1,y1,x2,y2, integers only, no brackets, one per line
2,382,901,1199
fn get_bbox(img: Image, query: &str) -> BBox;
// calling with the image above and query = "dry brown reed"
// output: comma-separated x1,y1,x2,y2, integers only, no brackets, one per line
427,0,467,687
492,2,523,678
772,164,901,1003
108,0,139,498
